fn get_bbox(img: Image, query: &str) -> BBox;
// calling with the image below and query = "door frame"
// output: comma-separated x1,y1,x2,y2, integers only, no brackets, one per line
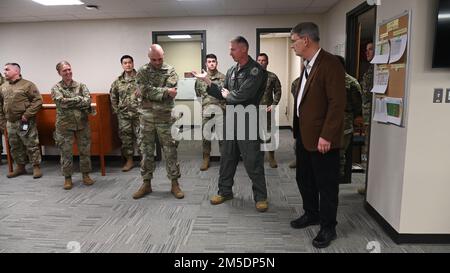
345,2,377,77
152,30,207,69
256,28,292,57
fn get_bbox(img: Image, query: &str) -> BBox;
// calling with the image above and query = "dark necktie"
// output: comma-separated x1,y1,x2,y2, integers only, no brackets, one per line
304,60,310,80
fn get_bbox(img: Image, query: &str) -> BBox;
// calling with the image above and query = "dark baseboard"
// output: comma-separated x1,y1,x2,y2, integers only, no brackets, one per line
278,126,292,130
364,202,450,244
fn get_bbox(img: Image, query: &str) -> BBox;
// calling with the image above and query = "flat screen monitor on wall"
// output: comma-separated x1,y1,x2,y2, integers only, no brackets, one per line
433,0,450,68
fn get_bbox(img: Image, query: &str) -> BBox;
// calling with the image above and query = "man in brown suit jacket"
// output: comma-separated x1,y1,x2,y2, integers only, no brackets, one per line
289,22,346,249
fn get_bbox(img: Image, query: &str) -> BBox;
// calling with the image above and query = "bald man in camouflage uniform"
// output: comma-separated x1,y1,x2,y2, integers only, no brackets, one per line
133,44,184,200
0,63,43,178
257,53,282,168
51,61,95,190
0,73,4,165
195,53,225,171
110,55,140,172
336,56,362,181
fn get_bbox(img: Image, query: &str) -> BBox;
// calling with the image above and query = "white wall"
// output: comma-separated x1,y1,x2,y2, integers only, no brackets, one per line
326,0,450,234
0,14,322,93
399,0,450,233
323,0,363,53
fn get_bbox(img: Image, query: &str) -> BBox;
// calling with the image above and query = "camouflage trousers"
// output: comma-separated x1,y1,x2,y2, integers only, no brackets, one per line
6,119,41,166
140,119,180,181
202,110,223,154
54,126,91,177
118,113,140,158
339,133,352,178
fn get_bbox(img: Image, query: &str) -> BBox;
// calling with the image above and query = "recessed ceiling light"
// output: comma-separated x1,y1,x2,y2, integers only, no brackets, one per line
85,4,99,10
32,0,84,6
168,35,192,39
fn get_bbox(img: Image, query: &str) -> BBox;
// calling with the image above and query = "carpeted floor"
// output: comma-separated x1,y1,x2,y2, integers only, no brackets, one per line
0,130,449,253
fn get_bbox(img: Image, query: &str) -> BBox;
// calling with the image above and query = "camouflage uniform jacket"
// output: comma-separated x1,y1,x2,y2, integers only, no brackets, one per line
344,73,362,134
195,70,225,109
290,77,300,97
361,64,374,124
260,70,282,106
110,70,139,117
136,63,178,123
51,80,93,131
0,77,42,129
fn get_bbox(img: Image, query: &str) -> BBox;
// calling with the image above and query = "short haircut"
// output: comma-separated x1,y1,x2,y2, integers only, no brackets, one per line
120,55,134,64
5,63,21,71
230,36,249,49
258,53,269,62
335,55,346,69
365,40,374,48
291,22,320,42
56,61,71,72
205,54,217,61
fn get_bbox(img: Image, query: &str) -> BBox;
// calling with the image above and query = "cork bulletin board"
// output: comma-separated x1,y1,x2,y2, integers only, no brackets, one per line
372,11,411,127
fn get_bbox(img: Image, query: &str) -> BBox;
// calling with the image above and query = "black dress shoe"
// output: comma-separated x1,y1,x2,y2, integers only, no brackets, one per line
290,214,320,229
312,228,337,249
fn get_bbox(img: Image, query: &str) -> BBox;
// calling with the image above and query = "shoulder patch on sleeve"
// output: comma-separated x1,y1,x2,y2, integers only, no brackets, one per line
251,67,259,76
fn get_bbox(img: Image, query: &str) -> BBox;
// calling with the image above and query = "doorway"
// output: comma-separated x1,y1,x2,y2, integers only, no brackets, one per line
152,30,206,127
346,2,377,186
256,28,301,129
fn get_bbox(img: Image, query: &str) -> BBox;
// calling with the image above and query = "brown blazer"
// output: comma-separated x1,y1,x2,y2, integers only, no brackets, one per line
293,49,346,152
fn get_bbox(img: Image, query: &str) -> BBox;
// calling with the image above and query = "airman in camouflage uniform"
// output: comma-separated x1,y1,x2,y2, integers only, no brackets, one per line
132,44,184,200
361,64,374,127
0,73,4,164
110,55,140,172
51,61,95,190
257,53,282,168
335,55,363,180
288,77,301,169
0,63,42,178
358,42,374,194
341,73,362,179
195,53,225,171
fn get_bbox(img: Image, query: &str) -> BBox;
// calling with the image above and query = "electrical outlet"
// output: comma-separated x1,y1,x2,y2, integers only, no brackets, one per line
446,89,450,103
434,88,443,103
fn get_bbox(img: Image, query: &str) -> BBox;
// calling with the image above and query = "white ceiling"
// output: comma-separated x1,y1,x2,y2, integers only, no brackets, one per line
0,0,340,23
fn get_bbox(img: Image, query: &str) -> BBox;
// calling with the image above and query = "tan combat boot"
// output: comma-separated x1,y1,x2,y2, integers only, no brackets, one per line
200,153,210,171
288,159,297,168
64,176,73,190
82,173,95,186
33,164,43,179
268,151,278,168
122,157,134,172
133,179,152,199
171,179,184,199
357,187,366,195
7,164,26,178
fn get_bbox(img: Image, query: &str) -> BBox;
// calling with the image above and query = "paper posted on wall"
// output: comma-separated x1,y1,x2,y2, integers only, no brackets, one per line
371,40,390,64
373,97,388,123
370,70,389,94
389,34,408,63
385,97,403,126
373,96,403,126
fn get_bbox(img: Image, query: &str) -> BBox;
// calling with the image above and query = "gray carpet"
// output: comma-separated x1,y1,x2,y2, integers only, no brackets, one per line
0,130,449,253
